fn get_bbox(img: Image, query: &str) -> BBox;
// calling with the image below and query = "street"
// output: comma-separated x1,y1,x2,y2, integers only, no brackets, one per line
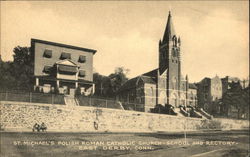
0,130,249,157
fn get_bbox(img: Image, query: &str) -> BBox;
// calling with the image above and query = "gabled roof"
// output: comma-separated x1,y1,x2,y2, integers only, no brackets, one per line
31,38,97,54
139,75,156,84
142,68,158,78
117,74,156,92
198,77,210,84
55,59,78,67
118,77,139,92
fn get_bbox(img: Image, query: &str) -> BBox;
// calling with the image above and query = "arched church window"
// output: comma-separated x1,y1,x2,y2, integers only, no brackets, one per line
172,36,177,47
172,77,178,89
172,48,177,57
150,87,154,104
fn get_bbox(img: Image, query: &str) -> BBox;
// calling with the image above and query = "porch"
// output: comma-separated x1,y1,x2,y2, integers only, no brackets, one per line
34,76,95,96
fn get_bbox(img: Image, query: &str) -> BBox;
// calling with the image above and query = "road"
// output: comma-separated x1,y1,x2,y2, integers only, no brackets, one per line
0,130,249,157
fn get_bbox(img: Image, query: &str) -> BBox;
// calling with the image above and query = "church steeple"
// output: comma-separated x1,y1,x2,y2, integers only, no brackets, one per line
162,11,176,44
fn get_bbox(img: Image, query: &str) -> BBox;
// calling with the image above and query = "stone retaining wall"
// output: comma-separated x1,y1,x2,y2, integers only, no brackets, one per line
0,101,248,132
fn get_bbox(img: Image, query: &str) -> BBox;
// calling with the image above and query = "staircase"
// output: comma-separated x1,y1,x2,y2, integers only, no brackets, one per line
197,108,213,119
191,110,203,118
173,107,185,117
64,96,79,106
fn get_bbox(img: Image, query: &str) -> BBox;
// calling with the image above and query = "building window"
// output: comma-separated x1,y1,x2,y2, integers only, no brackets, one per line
60,52,71,60
79,70,86,77
78,55,86,63
43,49,52,58
150,87,154,104
43,65,52,73
204,94,208,99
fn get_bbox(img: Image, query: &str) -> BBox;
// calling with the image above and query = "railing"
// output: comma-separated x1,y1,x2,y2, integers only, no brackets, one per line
198,108,213,119
76,96,145,111
76,96,123,109
0,92,65,105
0,92,145,112
119,102,145,112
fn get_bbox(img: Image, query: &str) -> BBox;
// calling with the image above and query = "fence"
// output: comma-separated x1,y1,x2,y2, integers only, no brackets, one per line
76,96,123,109
76,96,145,111
0,92,145,112
0,92,65,105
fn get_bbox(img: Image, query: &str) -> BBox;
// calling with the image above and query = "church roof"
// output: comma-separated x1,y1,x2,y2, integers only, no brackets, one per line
117,74,156,92
189,83,197,89
162,11,176,43
117,77,138,92
142,68,158,78
140,76,156,84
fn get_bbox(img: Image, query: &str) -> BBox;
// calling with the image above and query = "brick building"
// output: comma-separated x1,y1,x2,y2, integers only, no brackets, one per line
31,39,96,96
196,75,222,115
117,12,197,112
188,83,198,107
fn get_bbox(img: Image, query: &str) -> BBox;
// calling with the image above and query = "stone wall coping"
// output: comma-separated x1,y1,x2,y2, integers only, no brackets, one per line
1,101,204,121
214,118,249,123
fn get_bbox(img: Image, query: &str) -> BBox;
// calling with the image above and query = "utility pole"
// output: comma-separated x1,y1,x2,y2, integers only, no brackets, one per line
184,75,188,145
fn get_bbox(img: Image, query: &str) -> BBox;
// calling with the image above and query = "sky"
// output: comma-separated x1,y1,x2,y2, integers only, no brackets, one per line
1,1,249,82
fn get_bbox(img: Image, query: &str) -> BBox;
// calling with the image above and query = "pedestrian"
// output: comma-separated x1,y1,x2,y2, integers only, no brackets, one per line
40,122,47,132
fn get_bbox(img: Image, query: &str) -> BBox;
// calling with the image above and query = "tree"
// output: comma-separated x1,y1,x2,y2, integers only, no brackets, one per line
12,46,34,90
0,46,33,91
0,61,16,90
92,67,130,98
108,67,129,93
222,82,249,119
93,73,113,98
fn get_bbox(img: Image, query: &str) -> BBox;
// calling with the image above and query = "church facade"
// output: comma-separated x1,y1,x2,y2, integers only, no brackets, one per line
117,12,197,112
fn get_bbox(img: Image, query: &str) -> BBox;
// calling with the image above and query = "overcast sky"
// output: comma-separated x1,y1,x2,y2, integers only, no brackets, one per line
1,1,249,82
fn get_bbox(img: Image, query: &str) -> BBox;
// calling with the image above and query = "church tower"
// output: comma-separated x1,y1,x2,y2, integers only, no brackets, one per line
158,11,182,107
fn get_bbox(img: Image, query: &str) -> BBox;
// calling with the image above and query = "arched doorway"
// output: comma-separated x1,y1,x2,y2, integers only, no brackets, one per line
170,92,178,107
180,94,186,107
159,91,167,105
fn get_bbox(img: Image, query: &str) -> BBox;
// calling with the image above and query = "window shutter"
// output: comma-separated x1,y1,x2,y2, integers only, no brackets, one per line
43,50,52,58
60,52,71,59
79,70,86,77
43,65,52,73
78,55,86,63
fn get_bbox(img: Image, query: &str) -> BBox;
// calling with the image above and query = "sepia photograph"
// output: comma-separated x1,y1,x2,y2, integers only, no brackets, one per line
0,1,249,157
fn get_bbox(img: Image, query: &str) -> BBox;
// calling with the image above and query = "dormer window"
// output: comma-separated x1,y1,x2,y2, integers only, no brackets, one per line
79,70,86,77
78,55,86,63
60,52,71,60
43,49,52,58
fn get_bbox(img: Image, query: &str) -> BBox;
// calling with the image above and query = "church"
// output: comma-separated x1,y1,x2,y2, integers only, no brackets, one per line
117,12,197,113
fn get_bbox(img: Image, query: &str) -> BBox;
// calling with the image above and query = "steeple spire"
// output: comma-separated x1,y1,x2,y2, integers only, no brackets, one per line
162,11,176,43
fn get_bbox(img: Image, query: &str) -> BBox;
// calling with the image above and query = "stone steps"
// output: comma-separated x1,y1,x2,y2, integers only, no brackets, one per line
64,96,79,106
